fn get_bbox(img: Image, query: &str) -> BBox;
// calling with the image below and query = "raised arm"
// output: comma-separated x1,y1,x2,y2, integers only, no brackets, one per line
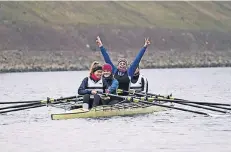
99,46,117,73
96,36,117,74
128,38,151,77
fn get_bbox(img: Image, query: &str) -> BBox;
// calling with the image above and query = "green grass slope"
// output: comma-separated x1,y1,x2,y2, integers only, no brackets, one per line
0,1,231,31
1,1,231,72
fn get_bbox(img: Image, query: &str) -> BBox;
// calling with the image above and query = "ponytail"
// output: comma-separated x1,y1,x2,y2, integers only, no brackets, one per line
89,61,100,75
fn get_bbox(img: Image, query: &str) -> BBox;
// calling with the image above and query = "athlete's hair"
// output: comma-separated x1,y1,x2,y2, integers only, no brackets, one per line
89,61,100,74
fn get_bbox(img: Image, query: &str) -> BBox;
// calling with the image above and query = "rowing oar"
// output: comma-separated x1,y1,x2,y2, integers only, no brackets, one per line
0,96,79,114
176,102,229,114
0,96,77,111
0,102,42,111
117,89,173,99
139,100,209,116
123,91,230,113
118,89,231,107
0,100,42,104
131,95,228,114
144,91,231,107
103,93,209,116
207,105,231,111
0,96,80,105
0,104,44,114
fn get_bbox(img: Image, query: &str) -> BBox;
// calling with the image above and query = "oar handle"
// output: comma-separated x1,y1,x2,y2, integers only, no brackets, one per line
55,96,77,101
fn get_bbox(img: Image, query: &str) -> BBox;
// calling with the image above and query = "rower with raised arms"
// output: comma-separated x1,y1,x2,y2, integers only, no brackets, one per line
96,36,150,96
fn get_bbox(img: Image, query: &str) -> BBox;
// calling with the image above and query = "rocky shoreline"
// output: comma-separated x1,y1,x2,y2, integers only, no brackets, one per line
1,2,231,73
1,25,231,73
1,64,231,73
1,49,231,73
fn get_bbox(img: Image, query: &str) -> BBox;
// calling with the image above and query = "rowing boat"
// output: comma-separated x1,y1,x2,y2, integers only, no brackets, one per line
2,90,224,118
51,101,169,120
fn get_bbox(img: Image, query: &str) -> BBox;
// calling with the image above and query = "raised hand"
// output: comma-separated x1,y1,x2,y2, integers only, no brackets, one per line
144,37,151,47
96,36,103,47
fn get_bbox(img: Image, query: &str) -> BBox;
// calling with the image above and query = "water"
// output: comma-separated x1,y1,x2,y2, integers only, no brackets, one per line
0,67,231,152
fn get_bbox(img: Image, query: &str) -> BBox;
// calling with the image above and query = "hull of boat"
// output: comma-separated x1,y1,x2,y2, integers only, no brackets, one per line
51,102,167,120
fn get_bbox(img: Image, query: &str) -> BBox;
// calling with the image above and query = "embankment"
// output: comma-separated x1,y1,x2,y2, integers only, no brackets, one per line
0,1,231,72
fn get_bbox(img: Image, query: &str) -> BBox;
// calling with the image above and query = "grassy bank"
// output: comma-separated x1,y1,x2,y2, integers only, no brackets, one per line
1,1,231,30
0,1,231,72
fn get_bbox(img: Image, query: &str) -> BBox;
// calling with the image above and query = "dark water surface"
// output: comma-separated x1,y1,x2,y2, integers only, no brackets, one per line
0,67,231,152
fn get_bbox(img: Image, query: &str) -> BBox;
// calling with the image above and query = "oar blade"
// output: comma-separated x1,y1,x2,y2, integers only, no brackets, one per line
0,100,42,104
0,95,79,114
0,104,45,114
0,102,41,111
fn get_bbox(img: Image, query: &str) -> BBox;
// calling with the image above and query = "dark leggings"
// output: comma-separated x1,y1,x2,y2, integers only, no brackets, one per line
83,94,102,109
101,95,123,105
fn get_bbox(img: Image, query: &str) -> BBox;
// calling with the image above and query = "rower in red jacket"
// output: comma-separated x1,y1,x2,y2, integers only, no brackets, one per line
96,36,151,96
78,62,109,111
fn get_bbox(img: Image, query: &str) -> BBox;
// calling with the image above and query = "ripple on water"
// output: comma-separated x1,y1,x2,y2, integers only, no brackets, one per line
1,68,231,152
